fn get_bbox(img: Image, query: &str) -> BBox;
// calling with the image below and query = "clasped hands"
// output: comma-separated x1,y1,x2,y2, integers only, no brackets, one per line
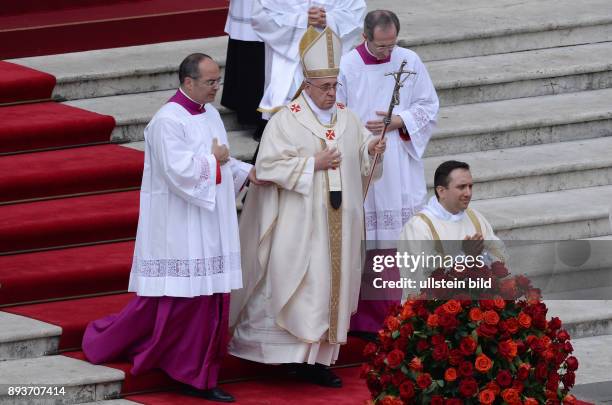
307,6,326,28
314,136,387,171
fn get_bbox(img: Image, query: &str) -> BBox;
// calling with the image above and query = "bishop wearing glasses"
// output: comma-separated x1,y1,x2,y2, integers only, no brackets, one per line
229,27,386,387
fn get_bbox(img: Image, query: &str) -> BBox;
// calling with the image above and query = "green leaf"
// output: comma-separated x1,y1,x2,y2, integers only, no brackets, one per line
391,330,400,339
436,380,445,388
476,344,483,356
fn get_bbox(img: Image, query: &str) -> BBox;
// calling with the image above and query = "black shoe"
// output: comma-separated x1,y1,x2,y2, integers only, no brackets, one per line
183,386,235,402
295,363,343,388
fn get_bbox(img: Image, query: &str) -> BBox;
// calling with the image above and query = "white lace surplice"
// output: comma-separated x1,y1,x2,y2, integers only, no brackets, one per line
128,103,251,297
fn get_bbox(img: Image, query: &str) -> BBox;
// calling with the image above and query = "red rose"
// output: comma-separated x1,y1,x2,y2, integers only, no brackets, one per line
496,370,512,387
564,341,574,353
566,356,579,371
557,330,571,342
535,363,548,381
505,318,519,334
562,371,576,388
380,373,392,386
501,388,520,404
549,316,562,330
458,361,473,377
384,316,401,331
491,262,509,278
380,396,403,405
439,313,459,330
449,349,463,366
430,395,444,405
517,364,530,380
359,363,371,378
459,377,478,397
498,340,518,360
399,380,415,399
416,339,430,352
524,398,538,405
400,323,414,337
512,380,524,393
386,349,404,369
493,297,506,310
363,342,377,358
400,304,415,320
546,372,560,391
417,373,432,389
445,400,462,405
486,381,501,395
431,335,446,346
479,389,496,405
432,342,450,361
427,314,440,327
459,336,477,356
477,323,498,338
391,370,406,386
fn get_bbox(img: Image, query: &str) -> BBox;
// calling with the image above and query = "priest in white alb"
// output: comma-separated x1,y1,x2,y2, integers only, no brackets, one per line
251,0,366,120
82,53,259,403
337,10,439,334
399,160,506,301
229,27,386,388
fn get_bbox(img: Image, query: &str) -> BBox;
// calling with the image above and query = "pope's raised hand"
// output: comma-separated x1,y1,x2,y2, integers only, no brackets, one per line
211,138,229,165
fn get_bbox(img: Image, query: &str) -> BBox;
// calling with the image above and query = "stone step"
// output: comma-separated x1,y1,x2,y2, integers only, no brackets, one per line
472,185,612,240
430,88,612,157
0,312,60,362
430,41,612,106
425,137,612,200
66,86,612,157
0,355,124,403
546,301,612,341
390,0,612,61
10,37,229,101
63,89,254,143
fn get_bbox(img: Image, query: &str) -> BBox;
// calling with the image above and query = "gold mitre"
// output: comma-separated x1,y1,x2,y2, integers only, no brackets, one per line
300,26,341,78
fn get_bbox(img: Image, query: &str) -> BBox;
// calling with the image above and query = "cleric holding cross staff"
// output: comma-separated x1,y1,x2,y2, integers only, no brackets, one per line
229,27,386,388
337,9,439,337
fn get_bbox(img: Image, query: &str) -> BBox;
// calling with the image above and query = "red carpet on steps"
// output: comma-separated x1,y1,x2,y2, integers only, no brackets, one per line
0,61,56,104
0,191,139,254
0,0,229,59
127,366,370,405
0,241,134,306
0,144,144,203
0,102,115,154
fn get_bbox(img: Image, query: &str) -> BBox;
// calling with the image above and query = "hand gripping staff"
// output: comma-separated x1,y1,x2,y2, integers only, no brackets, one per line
363,60,416,201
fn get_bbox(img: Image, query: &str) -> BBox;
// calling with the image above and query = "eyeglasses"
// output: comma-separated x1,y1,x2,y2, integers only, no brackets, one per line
306,81,342,93
369,41,397,52
192,77,222,87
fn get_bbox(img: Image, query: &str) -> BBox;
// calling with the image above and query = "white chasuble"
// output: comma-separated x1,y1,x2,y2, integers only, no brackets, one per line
229,94,380,365
251,0,365,119
338,46,439,242
128,102,251,297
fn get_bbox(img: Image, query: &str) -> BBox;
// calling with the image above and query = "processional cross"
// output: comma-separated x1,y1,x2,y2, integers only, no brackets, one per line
363,59,416,200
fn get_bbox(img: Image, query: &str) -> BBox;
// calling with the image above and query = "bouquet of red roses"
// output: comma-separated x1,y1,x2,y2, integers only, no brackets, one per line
361,262,579,404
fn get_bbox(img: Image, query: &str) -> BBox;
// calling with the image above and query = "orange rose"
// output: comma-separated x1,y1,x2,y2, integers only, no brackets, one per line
524,398,539,405
380,396,403,405
563,395,578,405
427,314,439,327
475,354,493,373
479,389,496,405
385,316,401,331
518,312,532,328
400,304,415,320
444,367,457,382
443,300,462,315
469,307,483,322
483,310,500,325
486,381,501,395
501,388,520,404
493,296,506,310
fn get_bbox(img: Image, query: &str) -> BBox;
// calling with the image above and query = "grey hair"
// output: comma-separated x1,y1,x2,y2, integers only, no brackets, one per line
364,10,400,41
178,53,212,84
